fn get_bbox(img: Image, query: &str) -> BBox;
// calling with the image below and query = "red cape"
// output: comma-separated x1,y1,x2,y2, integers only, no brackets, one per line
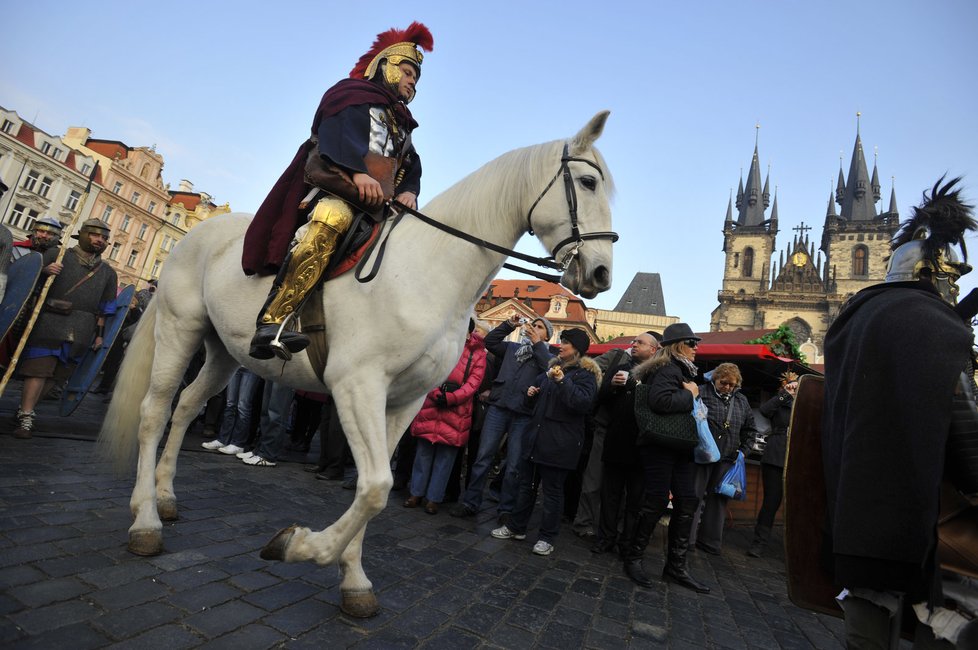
242,80,415,276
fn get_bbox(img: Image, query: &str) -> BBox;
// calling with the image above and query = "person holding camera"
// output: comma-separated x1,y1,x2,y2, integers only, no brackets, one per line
404,319,486,514
451,314,554,522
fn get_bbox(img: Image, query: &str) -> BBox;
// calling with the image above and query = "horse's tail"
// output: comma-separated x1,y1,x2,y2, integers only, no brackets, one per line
97,298,158,474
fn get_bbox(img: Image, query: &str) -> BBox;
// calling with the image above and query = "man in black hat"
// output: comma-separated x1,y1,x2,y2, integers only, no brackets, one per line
12,218,117,439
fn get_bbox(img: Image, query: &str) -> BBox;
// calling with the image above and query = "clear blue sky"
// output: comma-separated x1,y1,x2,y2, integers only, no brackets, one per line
3,1,976,331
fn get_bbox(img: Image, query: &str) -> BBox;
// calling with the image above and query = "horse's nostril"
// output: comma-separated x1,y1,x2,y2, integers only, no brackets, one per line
594,265,611,289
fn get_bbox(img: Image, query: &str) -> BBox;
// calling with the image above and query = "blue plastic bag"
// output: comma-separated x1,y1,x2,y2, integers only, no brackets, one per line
716,451,747,500
692,398,720,464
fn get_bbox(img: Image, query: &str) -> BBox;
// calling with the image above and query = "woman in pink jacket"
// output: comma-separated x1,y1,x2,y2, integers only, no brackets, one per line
404,320,487,514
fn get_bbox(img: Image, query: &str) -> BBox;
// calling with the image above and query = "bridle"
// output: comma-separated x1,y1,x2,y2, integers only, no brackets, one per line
363,142,618,284
525,143,619,269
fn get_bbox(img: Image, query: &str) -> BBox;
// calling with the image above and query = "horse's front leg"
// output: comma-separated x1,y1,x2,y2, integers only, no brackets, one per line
261,382,417,617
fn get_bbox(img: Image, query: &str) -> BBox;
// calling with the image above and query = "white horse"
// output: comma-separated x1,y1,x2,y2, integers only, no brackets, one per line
99,111,616,617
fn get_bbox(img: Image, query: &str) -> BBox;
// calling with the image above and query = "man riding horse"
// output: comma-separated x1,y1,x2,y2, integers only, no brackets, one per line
243,22,433,360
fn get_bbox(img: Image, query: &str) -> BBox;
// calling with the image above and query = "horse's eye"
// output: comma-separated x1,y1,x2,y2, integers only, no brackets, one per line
580,176,597,191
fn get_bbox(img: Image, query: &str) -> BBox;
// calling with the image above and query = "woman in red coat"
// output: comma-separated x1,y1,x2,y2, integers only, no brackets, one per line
404,320,487,514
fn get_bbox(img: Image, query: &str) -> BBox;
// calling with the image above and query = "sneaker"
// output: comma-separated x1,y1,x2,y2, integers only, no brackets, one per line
532,540,554,556
490,525,526,540
236,451,254,460
242,455,276,467
218,444,245,455
201,440,224,450
450,503,477,518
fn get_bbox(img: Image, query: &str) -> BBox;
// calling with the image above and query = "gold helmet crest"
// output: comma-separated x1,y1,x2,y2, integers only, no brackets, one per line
349,22,433,104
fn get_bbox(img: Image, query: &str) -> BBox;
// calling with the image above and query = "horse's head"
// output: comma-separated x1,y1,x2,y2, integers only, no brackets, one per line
528,111,616,299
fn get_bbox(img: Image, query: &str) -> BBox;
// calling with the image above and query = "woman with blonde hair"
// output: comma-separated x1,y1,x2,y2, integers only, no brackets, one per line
620,323,710,593
747,370,798,557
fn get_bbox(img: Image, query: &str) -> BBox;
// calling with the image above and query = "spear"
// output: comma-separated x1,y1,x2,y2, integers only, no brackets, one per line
0,162,100,396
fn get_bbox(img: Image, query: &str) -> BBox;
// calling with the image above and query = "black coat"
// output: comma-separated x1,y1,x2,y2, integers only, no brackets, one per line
602,356,645,468
698,384,756,461
523,357,600,470
823,281,972,602
759,391,793,468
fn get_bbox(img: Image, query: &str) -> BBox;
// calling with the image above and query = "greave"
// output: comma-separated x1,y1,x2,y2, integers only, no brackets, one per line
257,197,354,327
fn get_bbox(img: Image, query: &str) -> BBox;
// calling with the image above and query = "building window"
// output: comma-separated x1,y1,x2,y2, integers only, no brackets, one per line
170,212,181,226
101,205,114,221
80,163,91,175
108,243,121,261
52,147,62,160
1,119,15,134
38,176,53,198
23,170,39,193
130,191,141,205
147,201,157,215
161,234,171,252
8,203,25,228
853,245,868,277
112,181,123,194
742,247,755,278
137,223,148,240
151,260,161,277
65,190,81,211
24,209,39,232
40,142,51,154
121,215,131,232
127,249,138,267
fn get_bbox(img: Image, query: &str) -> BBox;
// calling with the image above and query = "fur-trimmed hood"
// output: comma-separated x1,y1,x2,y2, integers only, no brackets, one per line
549,355,602,386
632,352,671,382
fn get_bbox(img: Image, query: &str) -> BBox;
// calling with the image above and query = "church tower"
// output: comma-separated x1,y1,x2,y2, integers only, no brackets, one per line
820,115,900,321
711,117,899,365
711,128,777,331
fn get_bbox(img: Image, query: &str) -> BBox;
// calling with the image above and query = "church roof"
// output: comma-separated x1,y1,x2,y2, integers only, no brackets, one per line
478,279,588,321
613,272,666,316
838,132,878,221
737,144,768,226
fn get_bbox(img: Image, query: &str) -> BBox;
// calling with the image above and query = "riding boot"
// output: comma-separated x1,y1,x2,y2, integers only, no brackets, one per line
250,198,354,360
747,524,771,558
662,497,711,594
622,497,668,588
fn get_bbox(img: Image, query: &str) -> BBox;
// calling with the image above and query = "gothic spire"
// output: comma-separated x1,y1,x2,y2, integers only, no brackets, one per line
839,114,878,221
737,130,767,226
826,190,838,217
762,167,771,208
888,179,899,217
770,189,779,222
725,190,733,223
871,148,881,201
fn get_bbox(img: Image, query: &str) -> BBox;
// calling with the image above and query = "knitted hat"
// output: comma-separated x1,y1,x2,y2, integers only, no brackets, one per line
560,328,590,356
532,317,554,340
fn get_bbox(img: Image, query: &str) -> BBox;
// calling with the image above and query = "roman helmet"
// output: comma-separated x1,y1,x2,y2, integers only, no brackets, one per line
885,177,976,304
33,216,64,235
349,22,433,104
74,218,112,253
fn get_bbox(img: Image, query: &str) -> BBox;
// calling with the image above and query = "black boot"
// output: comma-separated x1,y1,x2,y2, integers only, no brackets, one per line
249,266,311,360
662,497,711,594
747,524,771,558
621,498,668,588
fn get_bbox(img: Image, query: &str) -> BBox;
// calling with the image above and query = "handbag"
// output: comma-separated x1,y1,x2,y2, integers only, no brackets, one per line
716,451,747,500
633,383,698,450
693,397,721,464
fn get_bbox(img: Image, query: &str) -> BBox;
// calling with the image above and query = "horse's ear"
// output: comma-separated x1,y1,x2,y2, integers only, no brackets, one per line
568,110,610,156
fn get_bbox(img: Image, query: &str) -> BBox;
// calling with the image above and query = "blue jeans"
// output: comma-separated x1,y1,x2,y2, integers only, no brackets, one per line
509,461,569,544
217,368,260,447
254,381,295,462
409,438,459,503
460,406,530,513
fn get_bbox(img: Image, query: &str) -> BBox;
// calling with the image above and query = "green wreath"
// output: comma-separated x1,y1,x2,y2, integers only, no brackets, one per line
744,325,807,364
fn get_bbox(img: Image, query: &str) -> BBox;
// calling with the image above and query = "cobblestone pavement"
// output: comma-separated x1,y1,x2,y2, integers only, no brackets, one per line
0,391,847,649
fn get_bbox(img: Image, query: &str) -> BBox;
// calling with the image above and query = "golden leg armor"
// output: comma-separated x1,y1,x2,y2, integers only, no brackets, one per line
260,198,354,326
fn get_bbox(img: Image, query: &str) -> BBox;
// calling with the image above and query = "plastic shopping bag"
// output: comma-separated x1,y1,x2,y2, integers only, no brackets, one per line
693,398,720,464
716,451,747,500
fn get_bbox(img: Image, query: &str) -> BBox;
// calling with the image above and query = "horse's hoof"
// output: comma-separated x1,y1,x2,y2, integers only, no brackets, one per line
157,497,178,521
128,530,163,556
340,589,380,618
260,525,297,561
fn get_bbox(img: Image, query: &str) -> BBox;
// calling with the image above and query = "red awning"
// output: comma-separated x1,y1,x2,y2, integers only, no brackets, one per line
587,342,794,363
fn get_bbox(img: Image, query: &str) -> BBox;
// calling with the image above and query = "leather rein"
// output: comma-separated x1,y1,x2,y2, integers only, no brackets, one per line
355,143,619,284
